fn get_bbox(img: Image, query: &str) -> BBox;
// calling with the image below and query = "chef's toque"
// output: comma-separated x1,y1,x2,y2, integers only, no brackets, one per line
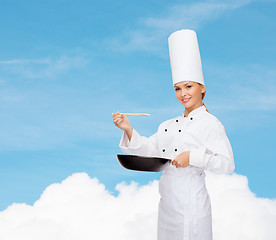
168,29,205,86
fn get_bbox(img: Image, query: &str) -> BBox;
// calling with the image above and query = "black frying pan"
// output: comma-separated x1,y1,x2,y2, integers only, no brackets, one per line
117,154,171,172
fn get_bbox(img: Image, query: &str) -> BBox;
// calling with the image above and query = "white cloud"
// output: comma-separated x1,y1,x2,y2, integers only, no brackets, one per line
0,55,88,79
0,171,275,240
0,59,51,65
206,172,276,240
0,173,159,240
0,112,117,151
107,0,254,53
204,63,276,111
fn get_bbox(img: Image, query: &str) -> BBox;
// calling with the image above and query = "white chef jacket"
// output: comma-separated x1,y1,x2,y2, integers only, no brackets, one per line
119,105,235,240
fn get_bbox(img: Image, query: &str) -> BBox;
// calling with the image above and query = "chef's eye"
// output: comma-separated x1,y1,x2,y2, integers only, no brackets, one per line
174,87,181,91
186,85,192,89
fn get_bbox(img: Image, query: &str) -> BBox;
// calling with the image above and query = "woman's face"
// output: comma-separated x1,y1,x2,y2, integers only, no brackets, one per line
174,81,206,111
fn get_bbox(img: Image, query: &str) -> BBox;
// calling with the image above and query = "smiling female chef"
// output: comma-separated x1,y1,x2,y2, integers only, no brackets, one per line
112,29,235,240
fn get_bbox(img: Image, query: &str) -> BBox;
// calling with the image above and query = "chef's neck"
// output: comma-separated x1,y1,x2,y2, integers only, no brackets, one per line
184,102,204,117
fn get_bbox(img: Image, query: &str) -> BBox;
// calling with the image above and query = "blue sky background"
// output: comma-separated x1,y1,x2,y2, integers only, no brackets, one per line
0,0,275,210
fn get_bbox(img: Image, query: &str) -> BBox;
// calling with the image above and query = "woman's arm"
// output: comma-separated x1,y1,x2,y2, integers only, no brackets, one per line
112,112,160,157
119,129,160,157
189,123,235,174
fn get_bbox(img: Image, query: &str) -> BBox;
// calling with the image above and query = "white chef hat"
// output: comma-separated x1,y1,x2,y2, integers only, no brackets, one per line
168,29,205,86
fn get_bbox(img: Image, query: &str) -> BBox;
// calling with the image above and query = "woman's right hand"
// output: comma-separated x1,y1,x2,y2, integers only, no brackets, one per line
112,112,133,141
112,112,132,131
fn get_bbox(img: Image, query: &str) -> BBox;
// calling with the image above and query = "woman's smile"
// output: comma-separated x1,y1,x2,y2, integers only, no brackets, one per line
182,97,191,103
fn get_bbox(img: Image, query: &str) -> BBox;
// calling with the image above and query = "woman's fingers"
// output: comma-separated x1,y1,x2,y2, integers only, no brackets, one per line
112,112,120,118
113,113,123,119
112,112,131,131
114,118,123,125
113,117,121,124
171,159,179,168
113,115,124,123
113,113,122,119
171,160,176,167
113,113,126,127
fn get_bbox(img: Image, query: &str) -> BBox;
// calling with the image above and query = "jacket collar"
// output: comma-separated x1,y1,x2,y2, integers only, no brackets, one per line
182,104,207,119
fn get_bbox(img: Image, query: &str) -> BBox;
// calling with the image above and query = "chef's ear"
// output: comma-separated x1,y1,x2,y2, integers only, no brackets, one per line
199,84,206,94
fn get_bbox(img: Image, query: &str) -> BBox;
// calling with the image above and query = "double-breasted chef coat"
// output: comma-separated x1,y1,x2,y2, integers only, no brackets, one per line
119,105,235,240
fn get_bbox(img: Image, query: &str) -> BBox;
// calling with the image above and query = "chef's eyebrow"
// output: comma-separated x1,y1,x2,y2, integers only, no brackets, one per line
183,82,191,86
174,82,191,88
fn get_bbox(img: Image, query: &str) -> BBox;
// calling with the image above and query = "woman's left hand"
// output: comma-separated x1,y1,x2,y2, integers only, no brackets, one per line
171,151,190,168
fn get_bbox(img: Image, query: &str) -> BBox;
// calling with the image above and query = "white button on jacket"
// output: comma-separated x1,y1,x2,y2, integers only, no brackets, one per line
119,105,235,240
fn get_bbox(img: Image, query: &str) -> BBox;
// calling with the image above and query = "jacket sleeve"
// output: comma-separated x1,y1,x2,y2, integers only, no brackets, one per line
119,128,160,157
189,121,235,174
